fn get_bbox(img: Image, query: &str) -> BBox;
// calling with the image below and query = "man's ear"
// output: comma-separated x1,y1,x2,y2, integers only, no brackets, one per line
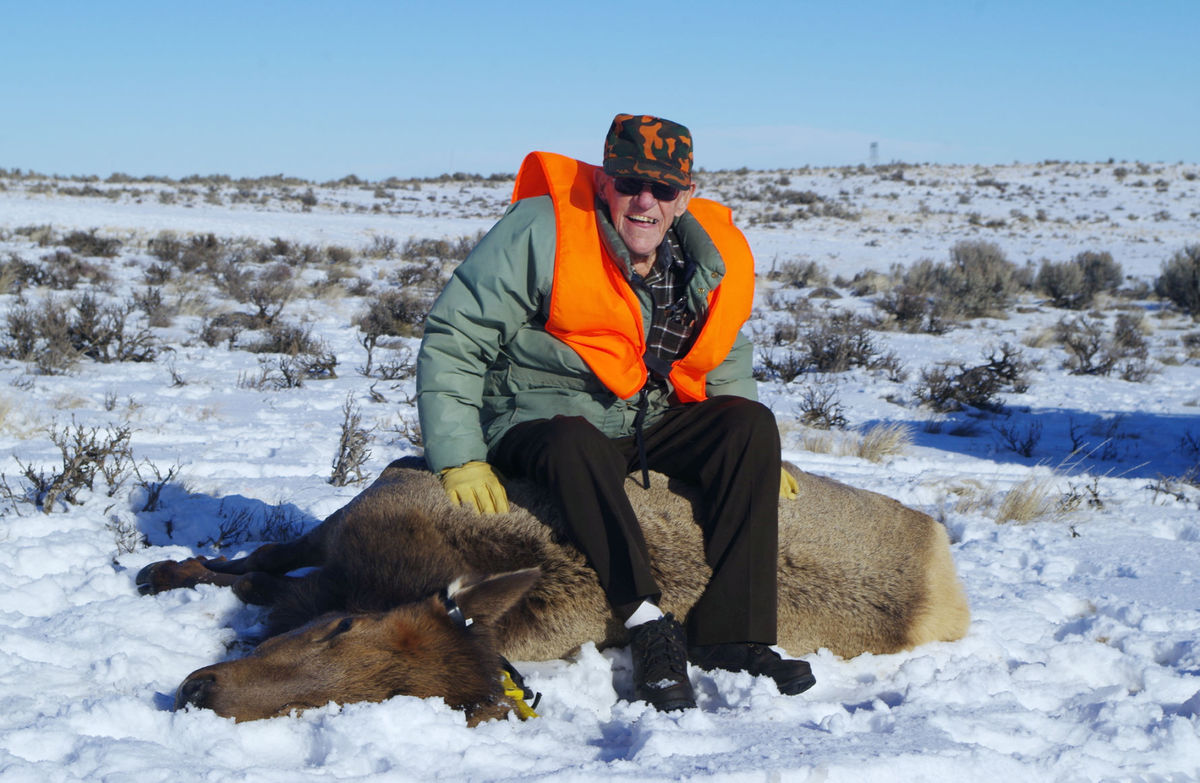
592,168,609,205
673,184,696,218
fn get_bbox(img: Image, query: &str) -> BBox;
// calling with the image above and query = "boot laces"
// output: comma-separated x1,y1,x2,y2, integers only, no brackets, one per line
634,620,687,683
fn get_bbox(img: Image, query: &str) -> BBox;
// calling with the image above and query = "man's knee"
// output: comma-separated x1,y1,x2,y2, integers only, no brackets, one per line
515,416,626,478
708,397,780,447
537,416,611,457
495,415,626,484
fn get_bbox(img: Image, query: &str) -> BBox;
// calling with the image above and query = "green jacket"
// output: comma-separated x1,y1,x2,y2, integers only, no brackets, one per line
416,195,757,473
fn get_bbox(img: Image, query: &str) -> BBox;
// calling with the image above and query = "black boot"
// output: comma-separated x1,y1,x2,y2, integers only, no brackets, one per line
689,643,816,695
628,615,696,711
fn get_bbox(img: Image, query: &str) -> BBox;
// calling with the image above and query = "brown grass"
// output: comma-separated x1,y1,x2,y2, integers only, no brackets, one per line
994,476,1060,524
856,422,912,462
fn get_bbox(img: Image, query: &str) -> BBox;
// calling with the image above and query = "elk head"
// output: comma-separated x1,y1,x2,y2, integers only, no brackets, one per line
174,568,539,725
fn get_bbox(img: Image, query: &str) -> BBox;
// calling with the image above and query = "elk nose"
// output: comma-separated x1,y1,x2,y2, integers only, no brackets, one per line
175,672,216,710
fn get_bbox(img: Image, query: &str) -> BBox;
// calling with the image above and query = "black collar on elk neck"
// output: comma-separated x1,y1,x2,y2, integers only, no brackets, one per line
438,583,542,718
439,588,474,629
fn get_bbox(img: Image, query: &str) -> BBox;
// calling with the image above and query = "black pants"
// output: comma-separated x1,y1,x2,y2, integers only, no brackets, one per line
491,395,780,646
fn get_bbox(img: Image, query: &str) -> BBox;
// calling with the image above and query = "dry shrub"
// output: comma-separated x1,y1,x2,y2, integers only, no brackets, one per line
875,242,1019,328
45,249,110,288
1055,315,1149,379
840,268,893,297
875,280,955,334
389,414,423,449
148,232,225,274
1037,259,1086,309
797,376,847,430
330,394,373,486
944,240,1020,316
915,342,1032,412
1,250,107,292
1037,250,1123,309
0,255,27,293
201,499,308,550
13,224,59,247
800,310,882,372
237,354,335,390
197,313,249,349
401,234,479,263
325,245,355,265
993,418,1043,457
1076,250,1123,296
61,229,121,258
2,295,159,373
756,309,891,381
3,299,73,372
917,365,1003,412
366,235,398,259
755,346,808,383
257,357,306,390
357,289,431,340
1155,244,1200,318
133,286,178,328
308,264,361,300
877,243,1021,326
768,259,828,288
217,260,294,325
1112,312,1149,353
763,310,802,346
242,322,336,377
11,421,133,512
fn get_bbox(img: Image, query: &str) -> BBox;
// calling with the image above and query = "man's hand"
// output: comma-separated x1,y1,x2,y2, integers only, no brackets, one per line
780,466,799,500
440,461,510,514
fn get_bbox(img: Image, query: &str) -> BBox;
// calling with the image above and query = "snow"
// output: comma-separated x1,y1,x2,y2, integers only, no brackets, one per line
0,162,1198,781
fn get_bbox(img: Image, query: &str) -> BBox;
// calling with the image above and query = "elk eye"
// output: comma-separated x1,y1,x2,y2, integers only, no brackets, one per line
322,617,354,641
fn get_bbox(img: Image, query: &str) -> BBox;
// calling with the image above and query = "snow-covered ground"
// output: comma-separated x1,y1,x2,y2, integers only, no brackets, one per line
0,162,1197,781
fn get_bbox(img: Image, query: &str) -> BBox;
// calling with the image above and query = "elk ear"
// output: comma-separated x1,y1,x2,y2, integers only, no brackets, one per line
448,568,539,627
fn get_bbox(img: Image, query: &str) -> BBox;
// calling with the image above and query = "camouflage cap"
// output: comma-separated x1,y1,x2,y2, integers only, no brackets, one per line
602,114,693,189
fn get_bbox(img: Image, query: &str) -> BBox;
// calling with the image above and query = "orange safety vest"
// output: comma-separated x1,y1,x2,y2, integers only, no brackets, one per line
512,151,755,402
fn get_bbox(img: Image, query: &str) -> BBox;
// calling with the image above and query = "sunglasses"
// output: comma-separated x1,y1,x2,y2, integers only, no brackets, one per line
612,176,682,202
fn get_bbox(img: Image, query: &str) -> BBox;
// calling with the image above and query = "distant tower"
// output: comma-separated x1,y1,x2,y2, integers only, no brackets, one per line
869,142,879,167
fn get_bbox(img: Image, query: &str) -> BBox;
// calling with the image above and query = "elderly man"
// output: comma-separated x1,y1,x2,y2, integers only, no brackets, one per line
416,114,814,711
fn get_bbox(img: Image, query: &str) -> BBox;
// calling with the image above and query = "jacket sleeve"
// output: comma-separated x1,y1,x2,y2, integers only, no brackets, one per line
704,330,759,401
416,197,557,472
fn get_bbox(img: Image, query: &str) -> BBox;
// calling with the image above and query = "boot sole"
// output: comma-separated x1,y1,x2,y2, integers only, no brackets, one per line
648,693,697,711
777,672,817,695
636,682,697,712
691,660,816,696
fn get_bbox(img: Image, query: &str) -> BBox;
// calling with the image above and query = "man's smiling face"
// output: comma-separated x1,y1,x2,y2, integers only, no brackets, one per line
595,170,693,266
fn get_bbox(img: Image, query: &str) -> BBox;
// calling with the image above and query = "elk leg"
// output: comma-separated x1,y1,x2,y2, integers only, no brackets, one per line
136,557,243,595
138,507,328,596
203,534,325,576
136,556,306,603
231,571,305,605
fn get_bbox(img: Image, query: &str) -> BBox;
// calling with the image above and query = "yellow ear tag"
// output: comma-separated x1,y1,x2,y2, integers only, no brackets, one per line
501,669,540,720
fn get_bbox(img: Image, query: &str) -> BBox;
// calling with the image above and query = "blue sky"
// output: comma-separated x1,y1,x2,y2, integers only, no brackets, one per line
2,0,1196,180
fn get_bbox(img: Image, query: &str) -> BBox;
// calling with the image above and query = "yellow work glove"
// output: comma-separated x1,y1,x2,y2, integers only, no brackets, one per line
440,461,509,514
780,466,799,500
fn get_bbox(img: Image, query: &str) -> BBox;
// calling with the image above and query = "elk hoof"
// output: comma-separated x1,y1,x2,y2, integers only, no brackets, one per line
135,558,214,595
175,672,216,710
136,560,178,594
